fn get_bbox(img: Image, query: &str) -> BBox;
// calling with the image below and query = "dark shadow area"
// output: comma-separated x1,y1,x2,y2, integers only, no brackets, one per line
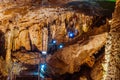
52,65,92,80
97,1,115,15
93,46,105,59
65,1,115,16
31,44,40,52
0,30,6,59
65,1,115,28
65,1,104,16
16,76,37,80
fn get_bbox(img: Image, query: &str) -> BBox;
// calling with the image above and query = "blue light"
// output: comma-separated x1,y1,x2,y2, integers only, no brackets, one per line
58,44,64,49
40,64,46,78
40,64,46,73
42,51,47,55
41,65,45,72
32,72,45,78
68,32,75,38
52,39,57,44
40,72,45,78
32,72,38,75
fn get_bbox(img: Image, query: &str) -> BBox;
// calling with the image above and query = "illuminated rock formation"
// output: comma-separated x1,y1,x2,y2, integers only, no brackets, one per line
0,0,118,80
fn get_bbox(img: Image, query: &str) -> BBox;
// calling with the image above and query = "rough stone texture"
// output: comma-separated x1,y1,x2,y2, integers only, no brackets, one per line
19,30,31,51
91,54,104,80
0,0,112,79
0,2,101,56
48,33,107,75
102,0,120,79
29,24,42,51
12,52,40,65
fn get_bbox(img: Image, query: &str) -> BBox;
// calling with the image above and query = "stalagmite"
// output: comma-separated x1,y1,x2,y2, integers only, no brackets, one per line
5,29,13,64
19,29,31,51
42,27,48,52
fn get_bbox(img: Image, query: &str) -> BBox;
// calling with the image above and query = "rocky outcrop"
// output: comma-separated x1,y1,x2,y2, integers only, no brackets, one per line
0,0,112,79
91,52,105,80
48,33,107,75
102,0,120,79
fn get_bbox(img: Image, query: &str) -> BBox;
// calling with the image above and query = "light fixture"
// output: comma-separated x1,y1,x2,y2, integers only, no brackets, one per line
40,63,46,73
40,72,45,78
42,51,47,55
58,43,64,49
68,31,75,38
52,39,57,44
40,64,45,72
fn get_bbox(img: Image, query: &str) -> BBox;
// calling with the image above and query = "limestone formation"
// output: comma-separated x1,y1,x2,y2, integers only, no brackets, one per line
0,0,118,80
102,0,120,79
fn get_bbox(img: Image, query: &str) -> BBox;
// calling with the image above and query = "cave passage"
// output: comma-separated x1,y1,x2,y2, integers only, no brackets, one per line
0,0,116,80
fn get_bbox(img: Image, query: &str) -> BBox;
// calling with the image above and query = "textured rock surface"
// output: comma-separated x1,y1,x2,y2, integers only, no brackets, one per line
102,0,120,79
91,53,104,80
48,33,107,75
0,2,101,55
0,0,114,80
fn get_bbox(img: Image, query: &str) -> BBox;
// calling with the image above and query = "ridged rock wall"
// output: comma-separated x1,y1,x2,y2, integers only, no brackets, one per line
102,0,120,79
0,0,111,79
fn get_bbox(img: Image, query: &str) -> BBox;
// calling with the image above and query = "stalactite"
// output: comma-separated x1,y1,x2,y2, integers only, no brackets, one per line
5,29,13,64
42,27,48,51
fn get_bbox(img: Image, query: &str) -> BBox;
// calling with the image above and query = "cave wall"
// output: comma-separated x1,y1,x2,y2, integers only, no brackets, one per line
102,0,120,79
0,0,116,80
